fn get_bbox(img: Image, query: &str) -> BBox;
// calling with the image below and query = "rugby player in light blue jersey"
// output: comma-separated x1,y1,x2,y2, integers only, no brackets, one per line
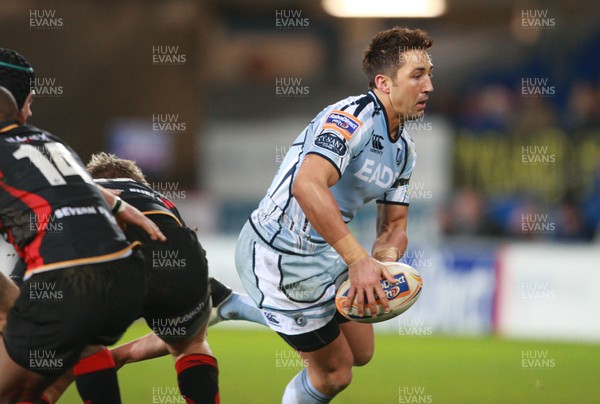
235,26,434,403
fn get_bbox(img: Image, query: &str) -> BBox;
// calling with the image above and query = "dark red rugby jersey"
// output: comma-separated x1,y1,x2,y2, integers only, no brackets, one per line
94,178,185,226
0,122,134,279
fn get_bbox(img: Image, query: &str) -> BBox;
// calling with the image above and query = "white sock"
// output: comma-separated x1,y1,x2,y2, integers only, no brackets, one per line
219,293,267,326
282,368,331,404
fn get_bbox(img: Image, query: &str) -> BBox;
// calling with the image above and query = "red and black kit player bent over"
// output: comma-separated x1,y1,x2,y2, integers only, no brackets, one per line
96,177,212,343
95,176,218,403
0,120,146,402
95,178,211,336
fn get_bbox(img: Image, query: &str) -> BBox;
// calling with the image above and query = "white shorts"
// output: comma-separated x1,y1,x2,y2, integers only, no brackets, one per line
235,221,348,335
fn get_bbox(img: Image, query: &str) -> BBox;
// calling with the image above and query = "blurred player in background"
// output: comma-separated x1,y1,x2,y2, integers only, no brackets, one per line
41,153,266,403
0,87,21,336
235,27,433,402
0,49,164,403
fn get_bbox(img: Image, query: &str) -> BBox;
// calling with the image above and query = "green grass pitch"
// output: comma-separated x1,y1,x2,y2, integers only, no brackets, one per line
59,321,600,403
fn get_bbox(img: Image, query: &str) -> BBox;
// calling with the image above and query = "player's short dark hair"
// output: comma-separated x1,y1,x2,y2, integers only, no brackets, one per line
362,27,432,89
87,152,150,187
0,48,35,110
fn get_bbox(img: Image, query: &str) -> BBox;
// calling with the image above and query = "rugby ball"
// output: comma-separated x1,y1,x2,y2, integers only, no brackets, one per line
335,261,423,323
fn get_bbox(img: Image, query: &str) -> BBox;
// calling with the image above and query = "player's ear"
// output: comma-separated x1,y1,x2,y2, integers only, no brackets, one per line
17,92,33,124
374,74,391,94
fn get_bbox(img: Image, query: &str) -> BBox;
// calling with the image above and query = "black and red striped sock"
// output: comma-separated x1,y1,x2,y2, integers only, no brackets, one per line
175,354,219,404
73,348,121,404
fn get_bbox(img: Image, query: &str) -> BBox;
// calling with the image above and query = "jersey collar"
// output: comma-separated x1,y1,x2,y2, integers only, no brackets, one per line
0,120,20,134
368,91,402,144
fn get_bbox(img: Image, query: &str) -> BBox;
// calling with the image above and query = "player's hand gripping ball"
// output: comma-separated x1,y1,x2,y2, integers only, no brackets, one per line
335,261,423,323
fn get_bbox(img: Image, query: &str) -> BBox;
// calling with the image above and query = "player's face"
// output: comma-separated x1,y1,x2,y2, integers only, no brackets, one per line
388,50,433,122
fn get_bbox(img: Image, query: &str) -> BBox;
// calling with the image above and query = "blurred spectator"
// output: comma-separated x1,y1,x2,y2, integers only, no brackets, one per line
459,84,514,133
512,96,559,137
447,78,600,242
565,82,600,133
553,191,589,241
441,188,500,236
583,156,600,241
506,198,541,240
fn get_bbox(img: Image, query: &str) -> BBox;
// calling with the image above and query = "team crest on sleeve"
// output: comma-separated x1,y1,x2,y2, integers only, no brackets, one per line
314,132,348,156
323,110,362,140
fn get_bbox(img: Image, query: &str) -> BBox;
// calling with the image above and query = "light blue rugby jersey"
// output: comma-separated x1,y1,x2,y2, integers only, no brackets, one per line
249,91,416,256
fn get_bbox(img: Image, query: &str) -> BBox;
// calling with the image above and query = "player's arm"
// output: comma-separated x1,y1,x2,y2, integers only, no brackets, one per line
110,332,169,369
372,203,408,263
292,154,396,317
0,271,20,333
97,185,166,242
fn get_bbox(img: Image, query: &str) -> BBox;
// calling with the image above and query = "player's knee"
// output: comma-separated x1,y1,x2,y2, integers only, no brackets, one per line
327,367,353,392
318,366,352,394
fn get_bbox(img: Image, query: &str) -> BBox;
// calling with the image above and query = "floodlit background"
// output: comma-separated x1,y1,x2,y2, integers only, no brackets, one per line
1,0,600,402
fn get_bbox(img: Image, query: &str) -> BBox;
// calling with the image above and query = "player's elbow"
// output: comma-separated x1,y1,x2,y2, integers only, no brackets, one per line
291,176,310,204
399,232,409,256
